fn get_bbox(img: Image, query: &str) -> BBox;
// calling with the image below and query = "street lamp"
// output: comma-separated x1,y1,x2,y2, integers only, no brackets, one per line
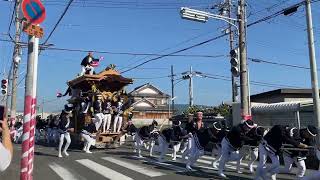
168,96,177,126
168,96,177,118
180,7,239,33
180,7,209,23
180,6,251,117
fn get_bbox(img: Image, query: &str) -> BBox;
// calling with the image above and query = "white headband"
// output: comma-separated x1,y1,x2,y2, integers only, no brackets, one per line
307,127,317,137
213,122,222,131
244,121,255,129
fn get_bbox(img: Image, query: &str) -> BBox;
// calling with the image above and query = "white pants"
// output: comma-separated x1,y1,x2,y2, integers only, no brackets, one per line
94,113,104,131
13,127,23,143
81,133,96,152
280,155,306,178
134,134,145,157
248,147,259,172
180,140,188,153
172,142,181,160
149,139,156,156
218,137,242,174
102,114,112,132
182,135,193,160
255,143,279,180
58,132,71,155
80,66,94,76
186,135,204,168
113,115,123,133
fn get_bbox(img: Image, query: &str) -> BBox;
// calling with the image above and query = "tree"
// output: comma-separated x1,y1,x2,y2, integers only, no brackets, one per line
182,103,231,117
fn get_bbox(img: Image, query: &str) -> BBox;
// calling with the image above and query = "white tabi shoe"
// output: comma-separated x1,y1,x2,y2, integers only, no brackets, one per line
63,151,69,156
218,172,227,178
249,166,254,173
212,161,218,169
186,165,193,171
85,151,92,154
58,154,63,158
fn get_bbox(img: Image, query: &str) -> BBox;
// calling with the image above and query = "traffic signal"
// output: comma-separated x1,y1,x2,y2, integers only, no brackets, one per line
230,49,240,77
1,79,8,95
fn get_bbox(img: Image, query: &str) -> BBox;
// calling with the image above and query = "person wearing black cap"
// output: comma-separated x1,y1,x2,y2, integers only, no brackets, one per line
181,114,196,155
157,120,185,162
218,120,255,178
182,112,204,161
134,120,158,158
242,125,265,173
113,113,137,147
113,98,124,133
93,95,104,132
57,104,74,158
80,52,100,76
279,125,318,178
102,97,113,133
81,121,97,153
255,125,309,180
211,121,228,169
185,121,223,171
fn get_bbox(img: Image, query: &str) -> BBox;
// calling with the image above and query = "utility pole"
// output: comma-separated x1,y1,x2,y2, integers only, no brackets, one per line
305,0,320,135
171,65,175,113
238,0,250,116
10,0,23,123
227,0,237,102
189,66,194,107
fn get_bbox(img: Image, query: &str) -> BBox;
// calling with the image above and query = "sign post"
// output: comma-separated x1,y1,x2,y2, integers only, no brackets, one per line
20,0,45,179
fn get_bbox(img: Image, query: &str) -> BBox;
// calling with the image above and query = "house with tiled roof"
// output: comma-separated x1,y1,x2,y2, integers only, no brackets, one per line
128,83,171,124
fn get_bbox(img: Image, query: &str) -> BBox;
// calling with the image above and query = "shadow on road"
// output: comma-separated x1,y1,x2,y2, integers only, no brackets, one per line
34,151,58,157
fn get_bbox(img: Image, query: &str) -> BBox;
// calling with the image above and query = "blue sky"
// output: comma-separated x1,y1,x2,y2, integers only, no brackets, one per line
0,0,320,112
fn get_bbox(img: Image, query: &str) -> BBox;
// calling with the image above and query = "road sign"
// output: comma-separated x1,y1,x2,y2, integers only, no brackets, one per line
21,0,46,24
22,21,44,38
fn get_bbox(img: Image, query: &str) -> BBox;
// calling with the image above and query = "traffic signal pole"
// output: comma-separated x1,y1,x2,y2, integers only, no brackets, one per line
228,0,237,102
238,0,250,117
305,0,320,138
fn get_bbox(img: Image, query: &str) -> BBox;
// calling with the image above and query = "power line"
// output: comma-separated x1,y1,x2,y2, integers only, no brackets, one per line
132,75,171,80
248,57,313,70
121,34,227,74
202,73,303,89
42,0,74,46
7,0,16,40
119,0,320,74
44,47,226,58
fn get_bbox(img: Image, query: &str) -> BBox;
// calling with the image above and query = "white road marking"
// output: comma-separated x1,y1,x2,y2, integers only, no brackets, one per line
49,162,79,180
102,157,165,177
76,159,133,180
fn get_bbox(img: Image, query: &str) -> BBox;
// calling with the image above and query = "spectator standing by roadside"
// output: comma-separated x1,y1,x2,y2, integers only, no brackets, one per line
0,116,13,171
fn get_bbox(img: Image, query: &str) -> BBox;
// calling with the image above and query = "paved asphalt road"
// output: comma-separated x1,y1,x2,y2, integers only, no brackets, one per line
0,143,306,180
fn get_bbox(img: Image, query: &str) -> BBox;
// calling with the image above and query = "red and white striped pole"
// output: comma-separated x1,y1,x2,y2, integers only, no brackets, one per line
20,34,39,180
